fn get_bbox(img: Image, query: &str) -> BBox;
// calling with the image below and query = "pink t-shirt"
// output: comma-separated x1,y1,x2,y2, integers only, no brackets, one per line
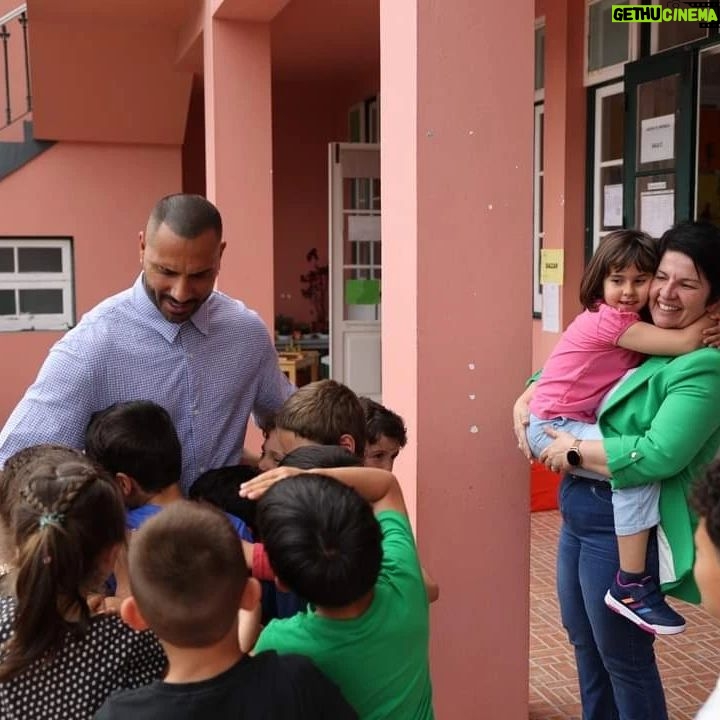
529,303,643,423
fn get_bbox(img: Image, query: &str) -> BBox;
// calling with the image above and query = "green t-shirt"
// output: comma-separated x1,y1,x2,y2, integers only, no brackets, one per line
255,511,434,720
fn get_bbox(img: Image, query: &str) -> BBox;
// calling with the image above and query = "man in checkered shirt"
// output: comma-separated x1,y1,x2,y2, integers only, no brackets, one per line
0,194,293,493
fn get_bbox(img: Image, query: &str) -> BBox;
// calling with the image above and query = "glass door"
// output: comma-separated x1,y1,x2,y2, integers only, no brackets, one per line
623,52,694,236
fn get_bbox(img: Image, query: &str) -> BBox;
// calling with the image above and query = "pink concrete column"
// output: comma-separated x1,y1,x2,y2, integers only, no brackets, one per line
381,0,534,716
533,0,587,367
203,4,274,327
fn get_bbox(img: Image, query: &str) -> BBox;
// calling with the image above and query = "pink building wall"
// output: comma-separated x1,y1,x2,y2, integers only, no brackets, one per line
0,142,181,424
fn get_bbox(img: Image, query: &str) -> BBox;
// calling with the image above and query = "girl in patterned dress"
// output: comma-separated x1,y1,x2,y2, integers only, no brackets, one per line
0,452,166,719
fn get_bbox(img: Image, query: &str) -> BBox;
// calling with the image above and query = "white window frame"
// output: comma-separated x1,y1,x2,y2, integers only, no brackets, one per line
535,17,545,103
0,238,74,331
585,0,639,86
533,103,544,316
592,82,625,252
650,0,708,54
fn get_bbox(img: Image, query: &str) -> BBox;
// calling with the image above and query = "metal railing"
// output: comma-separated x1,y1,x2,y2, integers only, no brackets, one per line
0,5,31,131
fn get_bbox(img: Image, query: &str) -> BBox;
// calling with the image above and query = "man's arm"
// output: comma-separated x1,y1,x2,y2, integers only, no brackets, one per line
0,341,97,465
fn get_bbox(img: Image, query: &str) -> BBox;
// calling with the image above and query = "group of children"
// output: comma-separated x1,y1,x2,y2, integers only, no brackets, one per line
0,379,435,719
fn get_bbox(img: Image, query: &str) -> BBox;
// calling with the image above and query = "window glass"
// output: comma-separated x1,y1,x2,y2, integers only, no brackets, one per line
535,25,545,91
588,0,629,72
18,289,64,315
0,248,14,272
0,290,16,315
654,0,706,52
18,247,63,273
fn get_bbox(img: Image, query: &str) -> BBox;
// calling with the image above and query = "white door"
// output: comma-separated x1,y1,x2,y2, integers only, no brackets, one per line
328,142,381,401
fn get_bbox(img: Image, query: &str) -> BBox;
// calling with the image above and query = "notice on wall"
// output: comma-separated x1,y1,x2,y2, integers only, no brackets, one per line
542,283,560,333
640,114,675,165
348,215,380,244
603,184,623,228
640,190,674,239
540,249,564,285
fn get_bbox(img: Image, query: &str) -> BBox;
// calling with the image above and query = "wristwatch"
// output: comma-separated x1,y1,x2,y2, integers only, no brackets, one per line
566,442,583,468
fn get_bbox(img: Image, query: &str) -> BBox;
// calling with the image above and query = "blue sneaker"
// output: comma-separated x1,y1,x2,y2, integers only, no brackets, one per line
604,572,686,635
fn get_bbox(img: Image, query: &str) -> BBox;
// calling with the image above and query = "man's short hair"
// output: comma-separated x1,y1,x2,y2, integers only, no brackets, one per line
85,401,182,494
359,397,408,447
275,380,367,456
128,500,247,647
146,194,223,242
257,474,381,608
692,460,720,551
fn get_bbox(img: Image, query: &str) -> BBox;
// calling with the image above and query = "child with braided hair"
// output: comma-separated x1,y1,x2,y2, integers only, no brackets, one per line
0,452,166,719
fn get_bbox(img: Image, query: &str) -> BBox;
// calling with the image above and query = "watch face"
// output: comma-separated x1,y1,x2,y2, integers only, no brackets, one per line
567,448,582,467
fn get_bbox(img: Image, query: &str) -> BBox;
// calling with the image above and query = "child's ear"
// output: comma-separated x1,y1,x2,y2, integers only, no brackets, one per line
239,577,261,612
274,576,291,594
115,472,134,498
337,434,356,455
121,596,149,631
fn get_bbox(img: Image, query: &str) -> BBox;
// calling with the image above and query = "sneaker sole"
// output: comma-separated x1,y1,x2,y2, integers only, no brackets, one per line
604,591,686,636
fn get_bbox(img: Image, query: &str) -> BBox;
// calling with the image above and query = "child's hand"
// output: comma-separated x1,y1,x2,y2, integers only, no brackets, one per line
703,311,720,348
513,387,534,460
239,465,303,500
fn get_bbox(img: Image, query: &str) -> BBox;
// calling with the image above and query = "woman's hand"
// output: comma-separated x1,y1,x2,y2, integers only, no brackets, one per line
239,465,303,500
513,385,535,460
538,428,576,474
703,311,720,348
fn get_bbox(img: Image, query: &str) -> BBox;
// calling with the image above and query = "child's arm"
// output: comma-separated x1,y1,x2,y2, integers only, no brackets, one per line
617,314,714,355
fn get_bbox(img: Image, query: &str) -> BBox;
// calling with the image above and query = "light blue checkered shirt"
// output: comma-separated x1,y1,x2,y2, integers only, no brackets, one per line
0,275,293,492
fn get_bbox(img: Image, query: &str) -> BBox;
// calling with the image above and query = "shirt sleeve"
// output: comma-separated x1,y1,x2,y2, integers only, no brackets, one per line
377,511,426,597
251,331,295,426
605,351,720,488
591,304,640,347
0,335,99,467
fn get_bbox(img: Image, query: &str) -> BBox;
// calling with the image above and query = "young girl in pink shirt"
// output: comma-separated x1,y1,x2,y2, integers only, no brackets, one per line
527,229,711,635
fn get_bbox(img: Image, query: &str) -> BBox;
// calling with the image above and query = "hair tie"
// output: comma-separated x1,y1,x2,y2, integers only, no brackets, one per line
38,512,65,529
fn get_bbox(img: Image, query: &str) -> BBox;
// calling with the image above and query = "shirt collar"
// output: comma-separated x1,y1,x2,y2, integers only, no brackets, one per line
132,274,210,342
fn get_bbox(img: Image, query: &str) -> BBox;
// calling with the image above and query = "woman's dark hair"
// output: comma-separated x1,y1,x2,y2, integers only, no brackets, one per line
0,456,126,682
579,230,658,311
659,221,720,304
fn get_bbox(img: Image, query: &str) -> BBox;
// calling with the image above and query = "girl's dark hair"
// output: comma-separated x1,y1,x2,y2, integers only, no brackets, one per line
0,457,126,682
691,460,720,550
579,230,658,311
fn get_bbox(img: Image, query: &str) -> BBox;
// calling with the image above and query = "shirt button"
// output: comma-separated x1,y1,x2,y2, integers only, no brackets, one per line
630,451,638,459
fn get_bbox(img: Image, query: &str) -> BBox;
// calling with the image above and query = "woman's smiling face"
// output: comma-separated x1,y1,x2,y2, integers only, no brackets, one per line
648,251,712,329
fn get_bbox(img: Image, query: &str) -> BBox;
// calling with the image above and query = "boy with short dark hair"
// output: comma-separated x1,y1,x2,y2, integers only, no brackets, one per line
247,446,434,719
275,380,366,457
359,397,407,471
85,401,251,540
691,460,720,718
94,501,357,719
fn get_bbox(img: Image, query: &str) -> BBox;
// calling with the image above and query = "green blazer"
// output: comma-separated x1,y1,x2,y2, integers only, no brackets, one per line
599,348,720,603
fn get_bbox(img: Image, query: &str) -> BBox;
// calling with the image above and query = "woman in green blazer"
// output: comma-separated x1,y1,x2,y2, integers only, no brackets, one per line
518,221,720,720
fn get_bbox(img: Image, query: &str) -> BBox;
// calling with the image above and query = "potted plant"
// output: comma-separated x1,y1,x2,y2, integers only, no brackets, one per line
300,248,329,334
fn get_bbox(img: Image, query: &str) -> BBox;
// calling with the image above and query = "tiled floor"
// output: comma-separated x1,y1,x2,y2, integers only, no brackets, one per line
530,510,720,720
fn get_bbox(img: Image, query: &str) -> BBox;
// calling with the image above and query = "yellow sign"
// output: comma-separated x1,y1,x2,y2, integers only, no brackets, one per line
540,249,564,285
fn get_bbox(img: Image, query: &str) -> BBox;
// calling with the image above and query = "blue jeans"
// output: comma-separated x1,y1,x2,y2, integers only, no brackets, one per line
557,475,668,720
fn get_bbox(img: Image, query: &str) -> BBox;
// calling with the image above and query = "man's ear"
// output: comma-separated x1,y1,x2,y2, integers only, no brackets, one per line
139,231,146,262
239,577,261,612
115,472,134,498
337,434,356,455
121,596,149,631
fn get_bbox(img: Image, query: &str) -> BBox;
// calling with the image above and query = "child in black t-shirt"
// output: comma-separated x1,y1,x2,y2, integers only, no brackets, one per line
95,500,357,720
